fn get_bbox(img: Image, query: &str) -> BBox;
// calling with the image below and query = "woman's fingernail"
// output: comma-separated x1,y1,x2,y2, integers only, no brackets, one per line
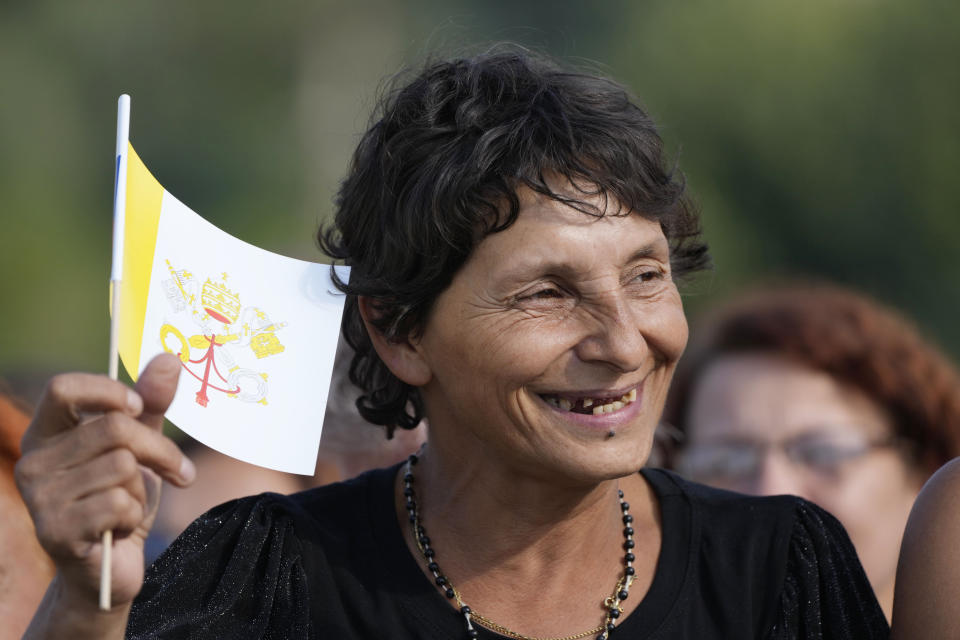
126,389,143,415
179,456,196,483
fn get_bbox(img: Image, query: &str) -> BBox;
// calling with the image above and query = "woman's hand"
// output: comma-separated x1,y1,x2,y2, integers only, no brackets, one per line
15,354,195,636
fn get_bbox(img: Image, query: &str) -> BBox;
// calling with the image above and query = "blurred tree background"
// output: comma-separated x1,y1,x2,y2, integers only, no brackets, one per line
2,0,958,402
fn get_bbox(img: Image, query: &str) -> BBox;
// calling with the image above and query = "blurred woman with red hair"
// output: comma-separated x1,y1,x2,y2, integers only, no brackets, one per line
664,283,960,620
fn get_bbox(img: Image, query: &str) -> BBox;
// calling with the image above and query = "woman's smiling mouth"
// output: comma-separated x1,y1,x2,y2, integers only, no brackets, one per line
539,385,642,415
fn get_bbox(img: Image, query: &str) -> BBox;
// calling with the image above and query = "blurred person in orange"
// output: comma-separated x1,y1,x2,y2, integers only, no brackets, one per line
0,390,55,639
663,282,960,620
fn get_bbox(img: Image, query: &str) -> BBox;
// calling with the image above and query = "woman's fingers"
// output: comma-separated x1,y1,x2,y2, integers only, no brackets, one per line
15,354,195,573
45,489,148,559
25,353,181,449
15,417,189,577
13,353,194,612
62,448,148,506
133,353,183,432
25,373,142,447
21,353,193,485
21,470,147,560
19,411,194,490
74,488,146,542
81,413,192,486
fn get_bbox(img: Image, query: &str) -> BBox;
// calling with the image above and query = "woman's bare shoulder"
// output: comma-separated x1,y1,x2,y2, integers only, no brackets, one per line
891,458,960,639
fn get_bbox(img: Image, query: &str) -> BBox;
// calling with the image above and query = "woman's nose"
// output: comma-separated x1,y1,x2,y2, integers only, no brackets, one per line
574,297,649,372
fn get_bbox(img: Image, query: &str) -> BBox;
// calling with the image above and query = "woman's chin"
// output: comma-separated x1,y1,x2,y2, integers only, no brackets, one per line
523,436,655,486
535,403,657,473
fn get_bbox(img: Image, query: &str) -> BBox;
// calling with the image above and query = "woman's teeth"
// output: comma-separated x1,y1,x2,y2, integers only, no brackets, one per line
542,388,638,415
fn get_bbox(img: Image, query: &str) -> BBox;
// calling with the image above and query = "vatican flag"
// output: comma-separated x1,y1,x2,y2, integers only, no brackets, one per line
111,99,347,474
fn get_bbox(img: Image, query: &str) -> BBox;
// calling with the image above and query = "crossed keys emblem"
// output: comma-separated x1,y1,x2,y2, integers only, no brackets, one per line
159,260,286,408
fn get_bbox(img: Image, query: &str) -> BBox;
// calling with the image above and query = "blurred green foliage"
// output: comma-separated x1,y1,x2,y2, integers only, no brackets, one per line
1,0,957,401
606,1,960,328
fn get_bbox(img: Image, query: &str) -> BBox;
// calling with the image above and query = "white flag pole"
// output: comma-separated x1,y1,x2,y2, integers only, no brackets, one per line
101,93,130,611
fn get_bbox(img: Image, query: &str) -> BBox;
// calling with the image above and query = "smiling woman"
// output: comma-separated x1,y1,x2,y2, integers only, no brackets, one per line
391,192,688,486
17,46,888,639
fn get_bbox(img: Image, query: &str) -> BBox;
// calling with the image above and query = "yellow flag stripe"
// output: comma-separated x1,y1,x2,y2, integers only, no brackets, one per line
118,143,164,379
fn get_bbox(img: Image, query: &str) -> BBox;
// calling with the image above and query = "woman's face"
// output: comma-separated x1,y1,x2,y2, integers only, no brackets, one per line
680,352,923,612
411,187,688,484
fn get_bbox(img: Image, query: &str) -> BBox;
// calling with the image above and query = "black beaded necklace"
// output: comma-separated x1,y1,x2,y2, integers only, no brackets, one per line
402,453,636,640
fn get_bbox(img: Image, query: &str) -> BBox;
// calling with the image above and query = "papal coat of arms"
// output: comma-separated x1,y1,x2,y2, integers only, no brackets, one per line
159,259,287,407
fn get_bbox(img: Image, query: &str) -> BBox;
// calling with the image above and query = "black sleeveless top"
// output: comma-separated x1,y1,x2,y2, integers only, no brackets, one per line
128,466,889,639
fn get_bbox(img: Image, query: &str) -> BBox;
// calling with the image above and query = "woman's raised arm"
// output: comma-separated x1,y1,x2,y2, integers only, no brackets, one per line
891,457,960,640
14,354,195,639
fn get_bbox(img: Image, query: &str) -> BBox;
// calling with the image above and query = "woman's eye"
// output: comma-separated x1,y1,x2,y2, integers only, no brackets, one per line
634,269,665,284
524,288,565,300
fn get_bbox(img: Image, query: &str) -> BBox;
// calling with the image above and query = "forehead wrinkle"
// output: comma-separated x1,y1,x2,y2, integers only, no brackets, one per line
492,238,668,289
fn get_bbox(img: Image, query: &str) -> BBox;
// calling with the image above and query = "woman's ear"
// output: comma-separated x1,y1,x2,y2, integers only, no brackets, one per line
358,296,432,386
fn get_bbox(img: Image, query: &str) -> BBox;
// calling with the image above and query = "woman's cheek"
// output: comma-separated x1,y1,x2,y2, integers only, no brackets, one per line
643,294,688,365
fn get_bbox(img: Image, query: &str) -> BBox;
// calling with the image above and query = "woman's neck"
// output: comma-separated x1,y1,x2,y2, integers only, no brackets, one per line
395,443,661,638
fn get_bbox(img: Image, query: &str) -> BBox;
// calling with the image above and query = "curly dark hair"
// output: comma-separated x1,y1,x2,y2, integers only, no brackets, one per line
662,283,960,473
319,46,710,435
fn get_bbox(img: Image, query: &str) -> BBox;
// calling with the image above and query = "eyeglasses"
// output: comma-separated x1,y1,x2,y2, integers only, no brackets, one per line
675,433,898,486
